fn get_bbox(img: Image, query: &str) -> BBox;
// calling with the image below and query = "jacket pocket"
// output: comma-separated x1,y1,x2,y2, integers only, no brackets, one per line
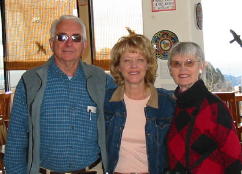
155,117,172,129
104,110,115,122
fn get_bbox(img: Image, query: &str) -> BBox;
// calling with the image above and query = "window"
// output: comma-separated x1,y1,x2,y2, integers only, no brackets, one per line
203,0,242,92
92,0,143,70
1,0,78,91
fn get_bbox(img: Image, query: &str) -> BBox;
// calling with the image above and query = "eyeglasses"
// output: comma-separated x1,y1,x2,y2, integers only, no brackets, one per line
55,33,83,42
170,59,200,68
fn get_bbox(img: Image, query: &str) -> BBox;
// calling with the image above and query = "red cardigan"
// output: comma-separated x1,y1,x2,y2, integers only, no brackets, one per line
167,80,241,174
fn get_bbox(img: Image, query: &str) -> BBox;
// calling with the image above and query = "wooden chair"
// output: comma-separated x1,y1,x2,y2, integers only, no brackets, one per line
0,93,12,174
0,118,6,174
235,94,242,142
0,93,12,128
213,92,241,141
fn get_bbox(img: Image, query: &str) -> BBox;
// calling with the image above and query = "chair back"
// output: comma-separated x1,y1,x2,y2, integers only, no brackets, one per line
213,92,240,138
0,93,11,173
0,93,11,123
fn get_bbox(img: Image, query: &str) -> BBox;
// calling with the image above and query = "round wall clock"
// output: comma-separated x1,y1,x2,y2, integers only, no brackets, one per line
151,30,179,60
196,3,203,30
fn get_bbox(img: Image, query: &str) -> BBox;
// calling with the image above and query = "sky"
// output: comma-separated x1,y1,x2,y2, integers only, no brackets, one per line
202,0,242,77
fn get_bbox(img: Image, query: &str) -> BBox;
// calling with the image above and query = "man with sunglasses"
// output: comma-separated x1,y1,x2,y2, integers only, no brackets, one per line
5,15,115,174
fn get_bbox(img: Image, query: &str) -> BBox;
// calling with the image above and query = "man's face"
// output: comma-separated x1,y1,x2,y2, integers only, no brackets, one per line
49,19,86,64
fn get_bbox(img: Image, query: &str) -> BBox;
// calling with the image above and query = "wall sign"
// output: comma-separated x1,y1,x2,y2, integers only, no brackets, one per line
151,30,179,60
152,0,176,12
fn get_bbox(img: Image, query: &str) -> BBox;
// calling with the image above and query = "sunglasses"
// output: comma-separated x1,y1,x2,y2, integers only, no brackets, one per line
55,33,83,42
170,59,200,68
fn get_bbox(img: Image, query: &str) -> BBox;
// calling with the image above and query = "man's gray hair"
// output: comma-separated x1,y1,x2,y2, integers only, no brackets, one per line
50,15,87,41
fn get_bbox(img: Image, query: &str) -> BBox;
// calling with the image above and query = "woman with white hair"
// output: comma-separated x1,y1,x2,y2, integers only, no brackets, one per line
166,42,241,174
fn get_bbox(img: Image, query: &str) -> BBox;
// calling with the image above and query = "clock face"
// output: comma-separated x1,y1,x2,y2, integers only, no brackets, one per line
196,3,203,30
151,30,179,60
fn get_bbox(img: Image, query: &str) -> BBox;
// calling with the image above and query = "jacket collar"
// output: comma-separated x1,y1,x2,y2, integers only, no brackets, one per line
175,79,209,107
80,61,92,78
38,56,92,79
109,84,158,108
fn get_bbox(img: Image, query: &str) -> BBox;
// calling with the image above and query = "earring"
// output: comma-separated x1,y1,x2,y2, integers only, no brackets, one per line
199,69,202,74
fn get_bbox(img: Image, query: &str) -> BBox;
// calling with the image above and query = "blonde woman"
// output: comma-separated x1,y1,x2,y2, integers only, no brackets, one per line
104,29,175,174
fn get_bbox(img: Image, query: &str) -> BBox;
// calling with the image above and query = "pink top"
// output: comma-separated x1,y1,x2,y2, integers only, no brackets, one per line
114,94,150,173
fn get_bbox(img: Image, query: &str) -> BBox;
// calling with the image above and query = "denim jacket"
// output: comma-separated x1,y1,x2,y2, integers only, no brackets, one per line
104,85,175,174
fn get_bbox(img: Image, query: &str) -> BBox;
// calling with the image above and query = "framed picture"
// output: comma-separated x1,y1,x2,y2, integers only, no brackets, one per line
151,30,179,60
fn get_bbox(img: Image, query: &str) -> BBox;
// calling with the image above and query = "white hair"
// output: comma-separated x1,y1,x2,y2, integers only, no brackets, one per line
50,15,87,41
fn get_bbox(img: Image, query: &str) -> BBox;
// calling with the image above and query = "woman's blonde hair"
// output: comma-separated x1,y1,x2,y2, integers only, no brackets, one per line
110,28,157,86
